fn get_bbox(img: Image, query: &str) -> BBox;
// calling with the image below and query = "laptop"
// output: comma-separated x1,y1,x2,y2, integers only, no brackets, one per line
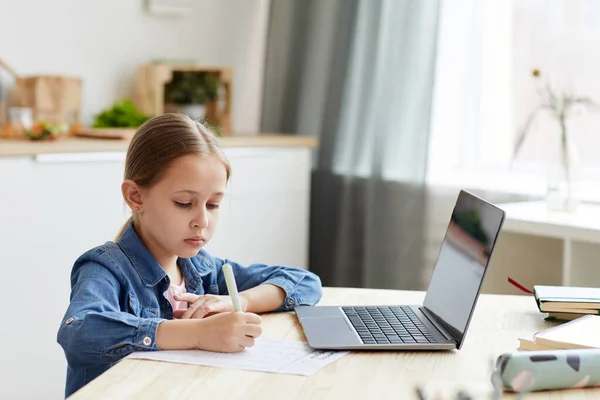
295,189,505,350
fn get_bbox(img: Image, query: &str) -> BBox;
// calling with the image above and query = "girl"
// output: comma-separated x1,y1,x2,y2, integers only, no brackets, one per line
57,114,323,397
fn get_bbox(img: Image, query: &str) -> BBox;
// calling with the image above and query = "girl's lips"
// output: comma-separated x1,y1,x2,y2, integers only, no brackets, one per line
184,238,205,246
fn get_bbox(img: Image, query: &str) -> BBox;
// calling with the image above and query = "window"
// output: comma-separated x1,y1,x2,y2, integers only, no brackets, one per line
428,0,600,200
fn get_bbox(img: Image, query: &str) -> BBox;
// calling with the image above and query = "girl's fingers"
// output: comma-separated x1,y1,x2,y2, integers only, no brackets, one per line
190,304,212,319
171,294,231,319
245,323,263,338
190,300,231,319
204,300,228,313
240,335,256,348
173,293,201,303
180,297,209,319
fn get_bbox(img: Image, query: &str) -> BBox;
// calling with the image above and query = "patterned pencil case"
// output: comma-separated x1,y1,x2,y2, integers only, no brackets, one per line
493,348,600,393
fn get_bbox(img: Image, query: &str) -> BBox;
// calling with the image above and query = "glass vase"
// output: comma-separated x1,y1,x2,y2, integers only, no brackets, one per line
545,128,581,212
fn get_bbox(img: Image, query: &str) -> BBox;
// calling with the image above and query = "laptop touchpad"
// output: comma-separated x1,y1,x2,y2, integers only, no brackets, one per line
301,316,361,347
296,306,346,319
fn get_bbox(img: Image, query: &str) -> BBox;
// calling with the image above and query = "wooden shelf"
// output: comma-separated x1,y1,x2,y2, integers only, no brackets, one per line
133,64,233,134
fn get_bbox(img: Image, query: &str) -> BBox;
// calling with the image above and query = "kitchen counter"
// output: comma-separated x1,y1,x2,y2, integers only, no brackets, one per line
0,134,317,157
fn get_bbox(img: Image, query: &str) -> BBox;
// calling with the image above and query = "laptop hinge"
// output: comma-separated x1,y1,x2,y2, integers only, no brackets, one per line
420,307,462,344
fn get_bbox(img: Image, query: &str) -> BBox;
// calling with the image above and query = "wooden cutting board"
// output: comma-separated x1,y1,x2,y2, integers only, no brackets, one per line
75,128,137,140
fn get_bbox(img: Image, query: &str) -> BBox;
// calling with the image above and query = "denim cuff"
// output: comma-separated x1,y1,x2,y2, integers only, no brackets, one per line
135,318,165,350
262,278,300,310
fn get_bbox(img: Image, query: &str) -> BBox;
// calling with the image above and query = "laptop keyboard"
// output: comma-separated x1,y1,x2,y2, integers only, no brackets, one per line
342,306,436,345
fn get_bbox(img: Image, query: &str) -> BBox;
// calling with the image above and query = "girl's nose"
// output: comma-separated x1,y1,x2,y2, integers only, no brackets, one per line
192,208,209,229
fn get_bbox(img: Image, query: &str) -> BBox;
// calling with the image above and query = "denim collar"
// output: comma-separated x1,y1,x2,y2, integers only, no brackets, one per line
117,221,208,291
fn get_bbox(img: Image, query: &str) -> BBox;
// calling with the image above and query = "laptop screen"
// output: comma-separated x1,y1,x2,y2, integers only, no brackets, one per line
422,190,505,348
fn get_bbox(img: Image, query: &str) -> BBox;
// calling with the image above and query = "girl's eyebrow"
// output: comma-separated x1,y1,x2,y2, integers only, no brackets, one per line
174,190,224,196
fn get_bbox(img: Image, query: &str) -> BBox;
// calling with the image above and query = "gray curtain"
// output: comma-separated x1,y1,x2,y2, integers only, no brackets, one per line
262,0,441,290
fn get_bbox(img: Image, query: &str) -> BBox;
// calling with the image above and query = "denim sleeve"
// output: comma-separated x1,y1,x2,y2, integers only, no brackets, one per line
214,258,323,311
57,262,165,366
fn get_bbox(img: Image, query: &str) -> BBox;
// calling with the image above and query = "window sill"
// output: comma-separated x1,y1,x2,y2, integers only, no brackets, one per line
426,167,600,204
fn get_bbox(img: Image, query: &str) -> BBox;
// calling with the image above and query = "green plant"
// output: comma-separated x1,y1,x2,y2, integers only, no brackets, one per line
93,99,149,128
164,71,220,104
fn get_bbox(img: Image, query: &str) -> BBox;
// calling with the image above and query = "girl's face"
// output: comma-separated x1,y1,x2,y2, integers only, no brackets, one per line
138,154,228,260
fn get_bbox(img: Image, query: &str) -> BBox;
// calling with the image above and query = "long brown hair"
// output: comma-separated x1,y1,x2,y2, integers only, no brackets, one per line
114,113,231,241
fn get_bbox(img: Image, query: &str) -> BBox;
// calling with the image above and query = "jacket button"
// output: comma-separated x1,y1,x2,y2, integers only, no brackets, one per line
65,317,74,325
142,336,152,346
288,298,295,305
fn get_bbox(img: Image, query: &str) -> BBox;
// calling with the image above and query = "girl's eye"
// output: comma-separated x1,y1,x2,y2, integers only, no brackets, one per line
175,201,192,208
207,203,220,210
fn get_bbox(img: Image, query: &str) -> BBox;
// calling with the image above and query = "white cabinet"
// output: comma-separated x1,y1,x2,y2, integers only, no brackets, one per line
0,145,311,399
206,147,310,269
0,153,128,400
488,201,600,294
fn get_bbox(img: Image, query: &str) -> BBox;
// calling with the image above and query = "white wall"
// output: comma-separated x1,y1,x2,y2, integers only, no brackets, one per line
0,0,270,132
512,0,600,173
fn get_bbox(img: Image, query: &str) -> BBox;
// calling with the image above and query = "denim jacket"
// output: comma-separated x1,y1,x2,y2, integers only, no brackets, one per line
57,222,322,398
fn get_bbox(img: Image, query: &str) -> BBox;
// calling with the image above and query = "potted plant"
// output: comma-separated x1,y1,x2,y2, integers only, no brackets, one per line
163,71,220,120
511,69,599,211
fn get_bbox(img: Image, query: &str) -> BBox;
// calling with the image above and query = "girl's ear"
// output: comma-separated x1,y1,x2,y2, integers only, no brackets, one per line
122,180,144,212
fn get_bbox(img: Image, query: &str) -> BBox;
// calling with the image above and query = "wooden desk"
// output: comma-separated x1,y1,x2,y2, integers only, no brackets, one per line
68,287,598,400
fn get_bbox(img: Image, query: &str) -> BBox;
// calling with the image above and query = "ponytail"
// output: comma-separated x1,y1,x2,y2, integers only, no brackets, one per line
114,216,133,242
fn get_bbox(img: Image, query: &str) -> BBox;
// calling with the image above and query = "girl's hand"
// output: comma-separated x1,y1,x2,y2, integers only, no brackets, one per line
173,293,249,319
195,312,263,352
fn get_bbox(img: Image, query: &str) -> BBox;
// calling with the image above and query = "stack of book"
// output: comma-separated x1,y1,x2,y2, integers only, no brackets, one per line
518,314,600,351
534,285,600,321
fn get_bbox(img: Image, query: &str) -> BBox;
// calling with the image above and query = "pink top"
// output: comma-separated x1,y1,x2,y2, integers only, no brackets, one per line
164,280,188,311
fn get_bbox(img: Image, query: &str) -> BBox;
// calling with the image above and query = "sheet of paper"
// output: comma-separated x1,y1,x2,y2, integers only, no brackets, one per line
126,338,348,376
